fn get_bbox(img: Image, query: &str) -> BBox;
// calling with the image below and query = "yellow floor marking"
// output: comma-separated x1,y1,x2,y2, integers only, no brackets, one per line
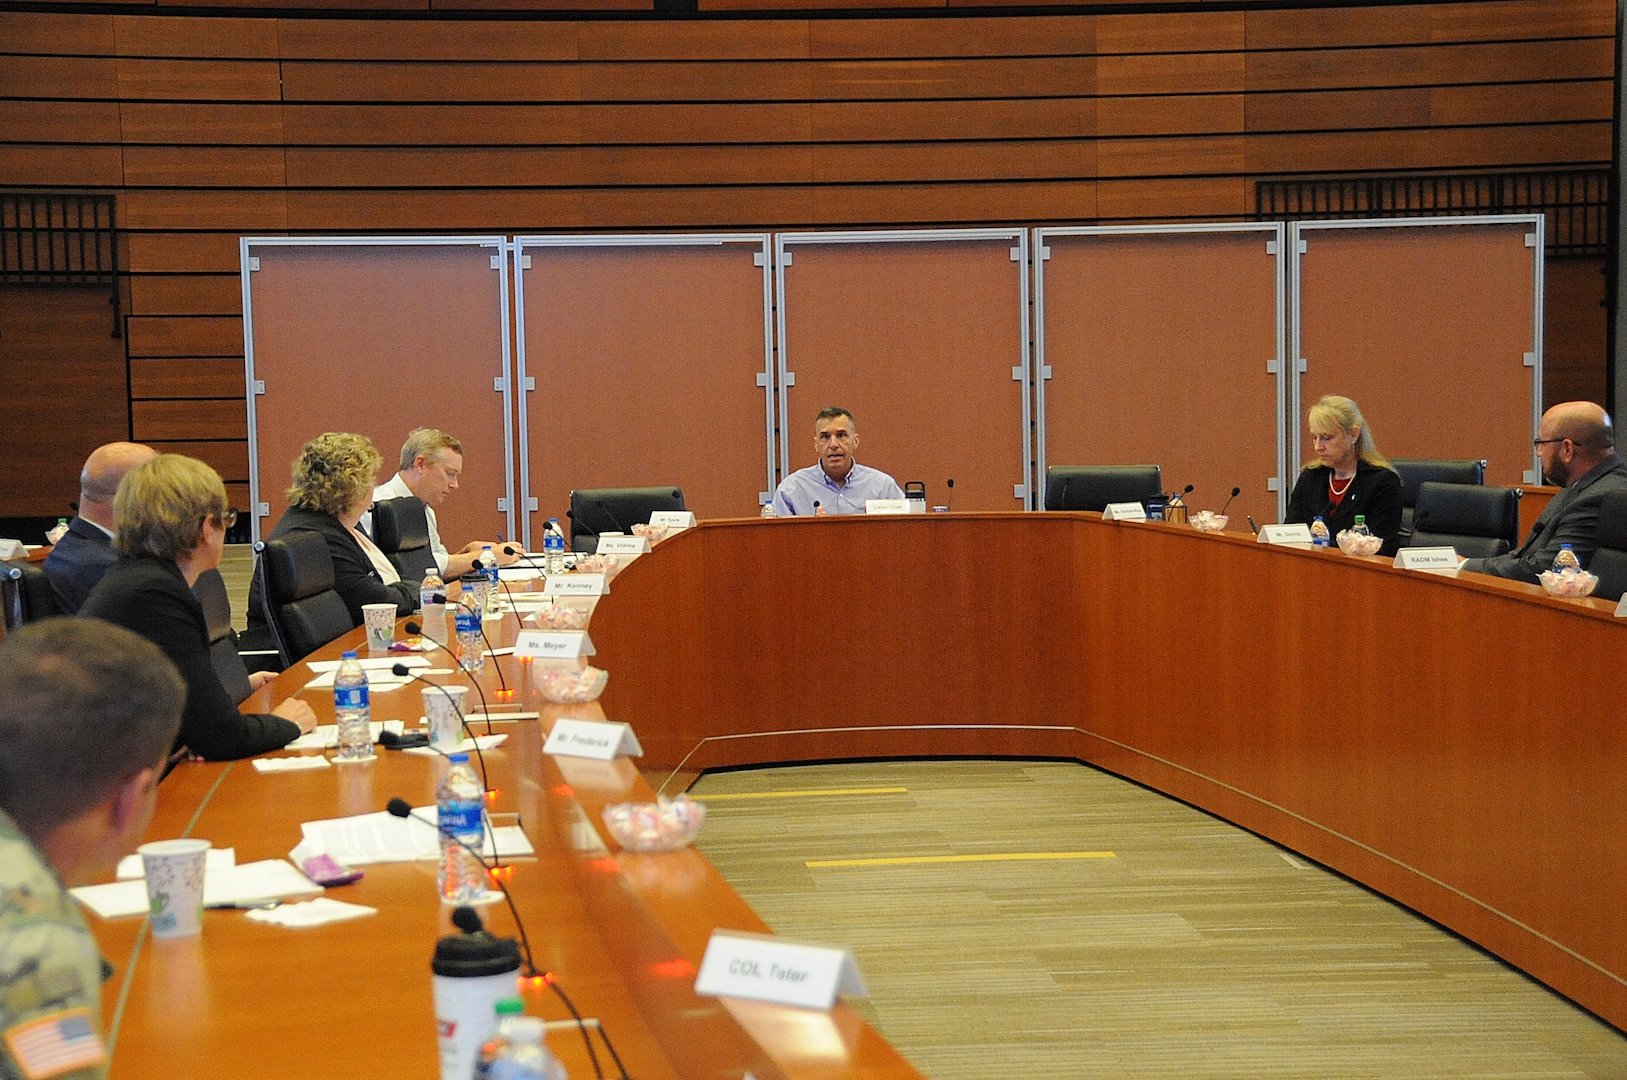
694,787,910,801
807,851,1116,868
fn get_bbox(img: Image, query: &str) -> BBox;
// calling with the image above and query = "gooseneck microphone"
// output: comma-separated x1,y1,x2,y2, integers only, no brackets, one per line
946,478,954,513
592,500,630,538
389,663,492,789
1169,483,1194,506
1219,486,1242,516
404,619,499,734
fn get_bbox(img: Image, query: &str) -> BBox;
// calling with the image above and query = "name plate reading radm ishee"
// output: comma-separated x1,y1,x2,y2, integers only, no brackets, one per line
1393,547,1459,572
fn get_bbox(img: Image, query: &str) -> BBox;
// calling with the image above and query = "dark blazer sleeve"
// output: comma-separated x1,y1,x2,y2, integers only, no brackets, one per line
82,560,300,761
318,518,418,624
41,519,117,615
1283,467,1320,526
1463,465,1627,583
1359,465,1403,544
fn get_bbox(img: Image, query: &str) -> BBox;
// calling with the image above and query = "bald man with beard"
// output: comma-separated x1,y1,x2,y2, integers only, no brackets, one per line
42,442,157,613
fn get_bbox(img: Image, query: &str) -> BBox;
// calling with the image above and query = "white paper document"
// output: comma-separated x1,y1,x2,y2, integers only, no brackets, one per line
73,859,320,919
305,656,428,673
285,719,405,751
298,807,534,866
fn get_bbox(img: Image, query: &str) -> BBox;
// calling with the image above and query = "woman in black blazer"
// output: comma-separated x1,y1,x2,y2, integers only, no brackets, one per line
81,455,316,761
1285,394,1403,550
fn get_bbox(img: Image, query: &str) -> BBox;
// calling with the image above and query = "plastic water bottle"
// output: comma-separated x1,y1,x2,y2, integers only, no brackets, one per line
1310,516,1330,546
1350,515,1372,539
421,564,445,612
543,519,565,577
455,592,485,674
1552,543,1582,574
481,545,501,615
334,650,374,761
471,1001,566,1080
437,752,488,905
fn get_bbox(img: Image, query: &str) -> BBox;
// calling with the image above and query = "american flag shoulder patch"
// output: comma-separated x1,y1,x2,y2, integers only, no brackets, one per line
4,1008,106,1078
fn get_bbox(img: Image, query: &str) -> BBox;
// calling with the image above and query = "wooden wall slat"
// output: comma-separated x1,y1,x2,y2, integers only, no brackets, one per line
129,274,244,313
1245,0,1613,49
1096,10,1244,53
132,358,247,398
122,146,287,187
0,57,119,99
1098,52,1242,95
1247,123,1612,174
0,145,124,186
121,102,285,143
1247,81,1611,132
0,101,122,142
805,16,1092,58
1094,176,1249,220
120,190,288,230
126,314,244,356
147,439,251,480
1100,95,1241,137
115,58,283,101
275,18,581,61
132,399,246,441
1246,39,1613,92
0,12,114,53
578,20,808,59
125,233,245,275
1098,135,1245,178
111,14,281,57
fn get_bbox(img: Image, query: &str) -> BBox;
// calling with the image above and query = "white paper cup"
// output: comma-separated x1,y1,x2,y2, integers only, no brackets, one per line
363,603,396,652
424,685,469,749
139,839,210,939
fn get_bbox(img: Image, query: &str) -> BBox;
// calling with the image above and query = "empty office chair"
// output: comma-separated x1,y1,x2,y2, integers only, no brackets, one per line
371,496,439,582
568,486,686,552
1391,458,1485,541
2,561,59,632
1043,465,1161,512
192,567,255,704
1407,481,1519,559
255,532,354,668
1586,490,1627,603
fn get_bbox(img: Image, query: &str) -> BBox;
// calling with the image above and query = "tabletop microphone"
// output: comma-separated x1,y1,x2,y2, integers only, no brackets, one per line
1169,483,1194,506
1246,514,1260,535
812,500,821,515
592,499,630,537
401,624,498,735
384,800,624,1078
389,663,492,788
946,478,954,513
1219,486,1242,516
1057,475,1070,512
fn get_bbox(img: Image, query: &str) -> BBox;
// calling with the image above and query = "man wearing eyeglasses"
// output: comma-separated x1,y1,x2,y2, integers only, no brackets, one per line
1461,401,1627,582
41,442,156,614
770,407,903,517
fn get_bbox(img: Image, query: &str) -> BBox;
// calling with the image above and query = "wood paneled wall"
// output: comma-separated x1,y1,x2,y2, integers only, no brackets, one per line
0,0,1611,505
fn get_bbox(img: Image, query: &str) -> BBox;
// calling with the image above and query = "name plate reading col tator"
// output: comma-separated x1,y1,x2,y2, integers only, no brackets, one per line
1102,502,1147,522
1256,523,1313,545
865,498,910,515
694,930,867,1011
648,510,696,530
543,718,642,761
1394,547,1460,572
513,630,595,660
543,573,607,596
595,535,650,556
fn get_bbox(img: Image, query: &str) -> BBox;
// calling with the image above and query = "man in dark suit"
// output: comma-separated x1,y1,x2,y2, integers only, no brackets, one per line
1461,401,1627,583
41,442,156,613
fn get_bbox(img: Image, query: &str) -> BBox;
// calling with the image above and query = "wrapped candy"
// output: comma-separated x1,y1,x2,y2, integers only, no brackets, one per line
602,794,706,852
535,665,608,703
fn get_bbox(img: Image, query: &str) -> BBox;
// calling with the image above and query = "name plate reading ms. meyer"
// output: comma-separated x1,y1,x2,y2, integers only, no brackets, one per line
544,573,608,596
865,498,910,515
543,718,642,761
1394,547,1459,572
694,930,867,1011
1257,523,1313,544
596,535,650,556
649,510,696,530
1102,502,1147,522
513,630,595,660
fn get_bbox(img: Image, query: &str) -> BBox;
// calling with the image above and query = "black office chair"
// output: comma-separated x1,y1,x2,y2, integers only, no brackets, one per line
255,532,355,668
2,561,59,632
371,496,439,582
567,486,686,553
1391,458,1485,542
1586,490,1627,603
1043,465,1161,512
192,567,255,704
1407,481,1520,559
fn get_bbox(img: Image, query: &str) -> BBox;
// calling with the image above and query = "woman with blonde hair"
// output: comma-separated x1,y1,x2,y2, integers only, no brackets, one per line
81,454,316,760
1284,394,1403,548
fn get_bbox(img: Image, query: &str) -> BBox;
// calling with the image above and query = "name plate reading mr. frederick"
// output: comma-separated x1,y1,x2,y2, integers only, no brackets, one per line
648,510,696,530
513,630,595,659
694,930,867,1011
595,535,650,556
1102,502,1147,522
543,718,642,761
1257,524,1313,544
544,573,607,596
1394,547,1459,572
865,499,910,515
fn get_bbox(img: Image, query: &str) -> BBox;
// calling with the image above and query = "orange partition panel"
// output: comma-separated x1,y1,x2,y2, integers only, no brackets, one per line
515,237,773,544
244,240,513,546
776,232,1030,511
1036,226,1283,527
1294,219,1540,489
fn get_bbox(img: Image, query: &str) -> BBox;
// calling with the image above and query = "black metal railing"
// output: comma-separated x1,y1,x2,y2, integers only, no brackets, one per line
0,192,121,336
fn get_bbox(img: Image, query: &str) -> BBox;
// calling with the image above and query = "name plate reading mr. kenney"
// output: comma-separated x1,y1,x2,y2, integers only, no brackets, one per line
595,535,650,556
543,718,642,761
694,930,868,1011
1102,502,1147,522
1394,547,1459,572
513,630,595,660
544,573,607,596
1257,523,1313,545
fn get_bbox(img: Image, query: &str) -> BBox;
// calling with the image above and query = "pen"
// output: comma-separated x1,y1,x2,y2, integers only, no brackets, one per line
206,898,283,910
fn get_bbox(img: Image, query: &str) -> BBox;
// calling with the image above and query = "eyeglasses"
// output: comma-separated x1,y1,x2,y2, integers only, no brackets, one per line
1533,438,1568,448
211,507,239,528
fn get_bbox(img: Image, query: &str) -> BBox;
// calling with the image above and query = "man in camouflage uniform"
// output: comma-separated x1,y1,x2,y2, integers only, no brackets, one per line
0,619,184,1080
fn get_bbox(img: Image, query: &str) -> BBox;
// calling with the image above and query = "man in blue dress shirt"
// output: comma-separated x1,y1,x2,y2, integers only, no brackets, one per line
771,407,903,516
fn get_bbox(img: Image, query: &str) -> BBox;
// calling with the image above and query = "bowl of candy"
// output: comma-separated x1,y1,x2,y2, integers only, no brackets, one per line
1538,568,1598,598
631,522,671,543
1335,529,1383,556
535,665,609,703
602,794,706,853
1190,511,1228,533
528,596,597,630
569,552,624,579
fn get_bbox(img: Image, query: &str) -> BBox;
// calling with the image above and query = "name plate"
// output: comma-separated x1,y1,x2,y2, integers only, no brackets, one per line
865,498,910,515
513,630,595,659
1616,594,1627,618
595,535,650,556
544,573,607,596
694,930,867,1011
1102,502,1147,522
543,718,642,761
1393,547,1459,572
1257,524,1313,544
649,510,696,530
